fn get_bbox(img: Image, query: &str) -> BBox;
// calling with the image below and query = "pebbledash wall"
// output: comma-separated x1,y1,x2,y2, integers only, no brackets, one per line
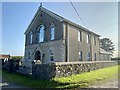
32,61,117,79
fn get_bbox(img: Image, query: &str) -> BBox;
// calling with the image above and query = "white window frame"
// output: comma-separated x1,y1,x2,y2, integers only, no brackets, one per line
78,31,82,41
39,25,45,43
50,27,55,40
79,51,82,61
87,34,90,43
30,31,33,44
49,22,55,41
87,52,90,61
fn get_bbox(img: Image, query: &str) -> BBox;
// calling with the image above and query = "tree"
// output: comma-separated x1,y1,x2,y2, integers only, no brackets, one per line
100,38,115,56
11,56,24,61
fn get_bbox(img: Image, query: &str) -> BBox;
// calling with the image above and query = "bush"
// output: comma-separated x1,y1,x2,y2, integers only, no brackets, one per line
11,56,23,61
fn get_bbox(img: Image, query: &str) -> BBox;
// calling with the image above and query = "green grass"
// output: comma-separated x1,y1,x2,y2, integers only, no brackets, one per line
2,65,119,89
54,65,119,88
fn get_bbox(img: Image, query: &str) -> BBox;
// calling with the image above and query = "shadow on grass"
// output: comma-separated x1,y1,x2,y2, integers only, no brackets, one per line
2,70,88,89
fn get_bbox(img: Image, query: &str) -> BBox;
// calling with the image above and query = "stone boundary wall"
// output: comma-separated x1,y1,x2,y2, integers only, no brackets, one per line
2,59,19,73
32,63,56,79
17,66,32,76
32,61,117,79
1,59,118,80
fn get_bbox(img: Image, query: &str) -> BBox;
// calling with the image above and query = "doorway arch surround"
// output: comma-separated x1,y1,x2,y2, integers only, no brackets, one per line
35,51,41,60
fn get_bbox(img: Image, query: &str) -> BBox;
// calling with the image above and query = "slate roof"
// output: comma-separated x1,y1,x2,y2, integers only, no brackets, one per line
25,6,100,37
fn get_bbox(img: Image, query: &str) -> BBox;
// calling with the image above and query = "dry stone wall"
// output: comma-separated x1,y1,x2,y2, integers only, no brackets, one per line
32,61,117,79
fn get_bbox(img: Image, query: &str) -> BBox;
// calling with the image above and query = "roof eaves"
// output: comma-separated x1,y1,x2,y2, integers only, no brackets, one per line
24,7,100,37
63,19,100,37
24,7,40,34
24,7,64,34
40,7,64,22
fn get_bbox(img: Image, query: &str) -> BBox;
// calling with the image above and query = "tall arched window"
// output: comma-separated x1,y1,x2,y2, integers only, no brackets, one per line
50,22,55,40
78,31,82,42
39,25,45,42
30,31,33,44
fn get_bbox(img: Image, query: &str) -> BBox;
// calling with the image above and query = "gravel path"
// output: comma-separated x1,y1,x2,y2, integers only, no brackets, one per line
90,78,118,88
90,74,119,88
1,79,27,88
1,76,34,90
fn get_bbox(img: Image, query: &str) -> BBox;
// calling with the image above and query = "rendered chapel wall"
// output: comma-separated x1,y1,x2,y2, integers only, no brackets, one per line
24,9,65,67
66,24,100,61
25,10,63,46
24,40,65,67
99,54,111,61
90,34,100,61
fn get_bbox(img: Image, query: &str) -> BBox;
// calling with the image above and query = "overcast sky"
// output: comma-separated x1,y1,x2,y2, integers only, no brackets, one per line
1,2,118,57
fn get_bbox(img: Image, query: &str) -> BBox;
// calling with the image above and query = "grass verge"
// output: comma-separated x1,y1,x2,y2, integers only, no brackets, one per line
2,65,119,89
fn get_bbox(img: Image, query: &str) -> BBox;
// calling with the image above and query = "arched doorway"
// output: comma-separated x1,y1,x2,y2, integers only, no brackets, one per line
35,51,41,60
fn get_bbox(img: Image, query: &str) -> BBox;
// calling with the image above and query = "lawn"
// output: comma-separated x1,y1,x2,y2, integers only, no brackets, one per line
2,65,119,89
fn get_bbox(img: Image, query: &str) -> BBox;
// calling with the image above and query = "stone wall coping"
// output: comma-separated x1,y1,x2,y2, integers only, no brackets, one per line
54,61,117,65
34,61,117,66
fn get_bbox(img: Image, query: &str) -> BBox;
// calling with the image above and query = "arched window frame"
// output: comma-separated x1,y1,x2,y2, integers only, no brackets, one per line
79,51,82,61
30,31,33,44
87,33,90,43
39,25,45,43
78,31,82,42
50,22,55,40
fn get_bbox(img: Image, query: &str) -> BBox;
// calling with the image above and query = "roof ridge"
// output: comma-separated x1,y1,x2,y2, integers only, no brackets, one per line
40,7,65,20
40,7,100,36
25,6,100,36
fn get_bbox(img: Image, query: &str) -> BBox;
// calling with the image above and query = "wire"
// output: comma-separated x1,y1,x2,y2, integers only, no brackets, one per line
69,0,88,29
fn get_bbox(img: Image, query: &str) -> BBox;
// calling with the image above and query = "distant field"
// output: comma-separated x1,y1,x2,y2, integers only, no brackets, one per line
2,65,119,89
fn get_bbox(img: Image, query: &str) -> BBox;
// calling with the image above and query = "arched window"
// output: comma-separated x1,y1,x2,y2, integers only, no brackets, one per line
87,34,90,43
78,31,82,41
30,31,33,44
50,23,55,40
79,51,82,61
39,25,45,42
